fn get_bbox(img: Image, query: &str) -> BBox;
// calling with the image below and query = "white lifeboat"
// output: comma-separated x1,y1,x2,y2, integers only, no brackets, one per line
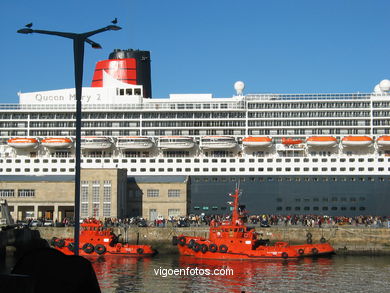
81,137,112,150
306,136,337,147
242,136,272,147
117,136,154,150
341,136,372,147
200,136,237,149
377,136,390,148
7,137,38,149
158,136,195,150
41,137,73,149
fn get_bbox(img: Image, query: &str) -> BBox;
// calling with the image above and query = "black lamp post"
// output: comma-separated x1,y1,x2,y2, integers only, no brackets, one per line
17,23,121,255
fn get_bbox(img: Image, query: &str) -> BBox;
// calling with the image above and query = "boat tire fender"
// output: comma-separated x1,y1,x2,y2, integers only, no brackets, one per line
219,244,228,253
137,248,144,254
209,244,218,252
51,237,58,247
172,236,178,246
178,236,186,246
200,244,208,253
192,243,201,252
56,239,65,248
307,238,313,244
187,239,196,249
95,244,106,255
320,237,326,243
306,232,312,239
82,243,94,254
281,252,288,259
298,248,305,255
312,248,319,255
67,242,75,252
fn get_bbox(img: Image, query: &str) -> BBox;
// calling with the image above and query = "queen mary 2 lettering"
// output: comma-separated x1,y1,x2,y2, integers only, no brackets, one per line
2,48,390,216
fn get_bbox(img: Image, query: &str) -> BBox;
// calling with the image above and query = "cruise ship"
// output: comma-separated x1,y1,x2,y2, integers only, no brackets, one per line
1,49,390,216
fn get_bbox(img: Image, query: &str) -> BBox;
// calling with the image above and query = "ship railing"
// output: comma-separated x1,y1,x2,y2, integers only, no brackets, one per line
245,93,373,101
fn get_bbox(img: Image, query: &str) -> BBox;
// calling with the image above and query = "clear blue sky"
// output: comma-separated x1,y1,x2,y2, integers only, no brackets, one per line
0,0,389,103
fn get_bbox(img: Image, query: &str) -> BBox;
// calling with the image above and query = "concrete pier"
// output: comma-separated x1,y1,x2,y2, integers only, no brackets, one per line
33,226,390,255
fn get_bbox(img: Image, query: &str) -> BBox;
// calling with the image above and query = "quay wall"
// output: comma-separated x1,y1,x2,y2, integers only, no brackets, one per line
35,226,390,255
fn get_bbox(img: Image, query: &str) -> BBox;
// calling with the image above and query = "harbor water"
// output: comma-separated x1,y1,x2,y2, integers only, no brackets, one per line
88,254,389,293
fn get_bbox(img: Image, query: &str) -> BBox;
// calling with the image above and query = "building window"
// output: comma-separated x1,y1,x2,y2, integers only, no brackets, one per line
0,189,15,197
168,209,180,217
81,184,89,218
18,189,35,197
168,189,180,197
92,183,100,218
147,189,159,197
103,182,111,217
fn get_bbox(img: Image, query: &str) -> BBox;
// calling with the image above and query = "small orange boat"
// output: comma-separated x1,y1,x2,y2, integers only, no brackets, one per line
51,219,156,257
341,136,372,147
174,188,334,260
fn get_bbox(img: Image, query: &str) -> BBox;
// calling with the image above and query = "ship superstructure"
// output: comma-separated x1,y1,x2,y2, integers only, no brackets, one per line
1,49,390,216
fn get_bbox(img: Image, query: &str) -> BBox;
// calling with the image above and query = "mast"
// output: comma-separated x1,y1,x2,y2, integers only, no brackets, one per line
229,188,240,225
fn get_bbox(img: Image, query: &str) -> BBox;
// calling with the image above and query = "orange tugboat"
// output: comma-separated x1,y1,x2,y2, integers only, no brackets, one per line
174,188,334,259
51,219,156,257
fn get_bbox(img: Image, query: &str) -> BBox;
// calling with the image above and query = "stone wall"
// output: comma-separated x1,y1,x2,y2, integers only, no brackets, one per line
35,226,390,255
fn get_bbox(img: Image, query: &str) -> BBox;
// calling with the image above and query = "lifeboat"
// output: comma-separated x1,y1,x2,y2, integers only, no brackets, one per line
306,136,337,147
200,136,237,149
51,219,157,257
117,136,153,150
341,136,372,147
158,136,195,150
173,188,334,260
81,137,112,150
281,138,303,145
7,137,38,149
41,137,73,149
242,137,272,147
377,136,390,147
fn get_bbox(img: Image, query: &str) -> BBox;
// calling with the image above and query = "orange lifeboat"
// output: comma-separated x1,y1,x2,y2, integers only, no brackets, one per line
377,136,390,147
173,188,334,260
51,219,157,257
7,137,38,149
242,137,272,147
281,138,303,145
41,137,73,149
306,136,337,147
341,136,372,147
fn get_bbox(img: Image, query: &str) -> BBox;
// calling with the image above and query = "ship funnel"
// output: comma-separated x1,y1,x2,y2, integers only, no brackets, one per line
91,49,152,98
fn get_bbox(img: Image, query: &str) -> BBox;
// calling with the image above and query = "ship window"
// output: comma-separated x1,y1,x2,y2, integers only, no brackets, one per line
202,206,209,210
322,207,328,211
341,207,347,211
378,168,384,171
15,168,20,172
194,206,200,210
349,168,355,171
221,207,227,210
60,168,66,172
258,168,264,171
277,177,283,182
43,168,48,172
159,168,164,172
331,207,338,211
230,168,236,171
34,159,39,163
69,168,74,172
340,158,346,162
140,168,146,172
340,168,346,171
176,168,182,172
230,159,235,163
313,168,318,171
203,159,209,163
119,89,125,95
276,207,282,211
350,207,356,211
294,159,300,163
249,168,255,172
267,168,273,171
51,168,57,172
25,159,31,163
276,159,282,163
304,158,309,162
313,207,319,211
304,207,310,211
249,159,255,163
6,159,11,163
168,168,173,172
258,159,264,163
130,168,136,172
122,159,128,163
203,168,209,172
322,168,327,171
349,158,355,162
359,168,364,172
358,158,364,162
134,89,141,95
126,89,132,95
285,168,291,172
368,167,374,171
194,168,200,172
267,159,272,163
87,159,92,163
368,158,374,162
295,207,301,211
24,168,30,172
239,159,245,163
294,168,300,171
285,207,292,211
267,178,273,182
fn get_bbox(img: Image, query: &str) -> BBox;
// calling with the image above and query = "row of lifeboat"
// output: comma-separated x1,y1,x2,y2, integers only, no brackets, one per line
5,136,390,150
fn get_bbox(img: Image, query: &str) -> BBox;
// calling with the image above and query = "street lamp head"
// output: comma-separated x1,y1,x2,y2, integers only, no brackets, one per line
17,28,33,34
85,38,102,49
107,25,122,31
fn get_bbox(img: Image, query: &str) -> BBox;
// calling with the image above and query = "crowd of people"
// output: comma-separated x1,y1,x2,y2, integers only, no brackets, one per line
99,214,389,229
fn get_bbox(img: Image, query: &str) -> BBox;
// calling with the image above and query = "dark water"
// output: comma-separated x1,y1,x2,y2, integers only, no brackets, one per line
87,255,390,293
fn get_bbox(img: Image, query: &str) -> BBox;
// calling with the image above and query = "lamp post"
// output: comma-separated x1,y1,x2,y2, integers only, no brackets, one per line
17,23,121,255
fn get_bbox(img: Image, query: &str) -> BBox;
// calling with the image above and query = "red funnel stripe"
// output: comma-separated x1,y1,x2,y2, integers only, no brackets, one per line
91,59,137,87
